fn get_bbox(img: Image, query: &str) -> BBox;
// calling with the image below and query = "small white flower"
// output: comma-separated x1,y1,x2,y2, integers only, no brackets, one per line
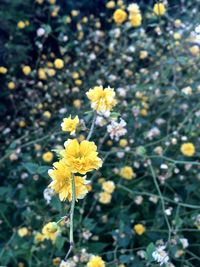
59,260,76,267
160,164,168,170
152,246,169,266
146,127,160,140
182,86,192,95
165,207,173,216
43,188,54,204
107,118,127,141
37,28,45,37
180,238,189,248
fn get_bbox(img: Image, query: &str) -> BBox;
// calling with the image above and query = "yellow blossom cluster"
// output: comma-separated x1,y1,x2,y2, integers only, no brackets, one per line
99,180,115,204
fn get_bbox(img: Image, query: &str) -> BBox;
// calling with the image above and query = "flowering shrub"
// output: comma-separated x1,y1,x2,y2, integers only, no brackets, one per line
1,0,200,266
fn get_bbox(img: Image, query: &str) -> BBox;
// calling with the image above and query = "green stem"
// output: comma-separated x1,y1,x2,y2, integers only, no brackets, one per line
86,112,97,141
149,163,172,243
64,173,76,260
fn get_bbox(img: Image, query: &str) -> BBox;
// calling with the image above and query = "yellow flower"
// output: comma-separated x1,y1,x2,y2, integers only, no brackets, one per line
18,227,29,237
75,79,82,86
61,115,79,135
153,3,166,16
47,68,56,76
52,257,61,265
99,191,111,204
71,10,79,17
140,50,148,59
34,232,45,243
43,111,51,118
180,143,195,157
106,1,115,9
22,65,31,75
113,9,127,24
42,151,53,162
119,139,128,147
17,21,26,29
174,19,181,28
48,160,89,201
173,32,181,40
140,108,148,116
38,68,47,80
86,85,117,113
19,120,26,128
72,72,79,79
8,82,16,90
0,66,8,74
102,181,115,193
44,222,58,233
87,256,105,267
120,166,135,180
134,224,146,235
61,139,102,174
73,99,82,109
189,45,199,56
130,13,142,27
54,58,64,69
128,4,142,27
42,222,59,243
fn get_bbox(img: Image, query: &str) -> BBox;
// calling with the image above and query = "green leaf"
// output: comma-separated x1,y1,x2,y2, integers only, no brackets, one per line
145,242,156,261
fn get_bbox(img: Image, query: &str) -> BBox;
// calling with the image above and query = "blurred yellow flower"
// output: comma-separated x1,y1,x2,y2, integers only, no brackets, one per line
52,257,61,265
22,65,31,75
180,143,195,157
86,85,117,113
8,82,16,90
34,232,45,243
47,68,56,76
0,66,7,74
189,45,199,56
38,68,47,80
17,21,26,29
128,3,142,27
106,1,115,9
43,111,51,118
48,160,89,201
140,50,148,59
119,139,128,147
113,9,127,24
99,191,112,204
18,227,29,237
130,13,142,27
102,181,115,193
173,32,181,40
72,72,79,79
19,120,26,128
54,58,64,69
73,99,82,109
44,222,58,233
174,19,181,27
120,166,135,180
61,139,102,174
61,115,79,135
134,224,146,235
42,151,53,162
153,3,166,16
71,10,79,17
42,222,59,243
75,79,82,86
87,256,105,267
